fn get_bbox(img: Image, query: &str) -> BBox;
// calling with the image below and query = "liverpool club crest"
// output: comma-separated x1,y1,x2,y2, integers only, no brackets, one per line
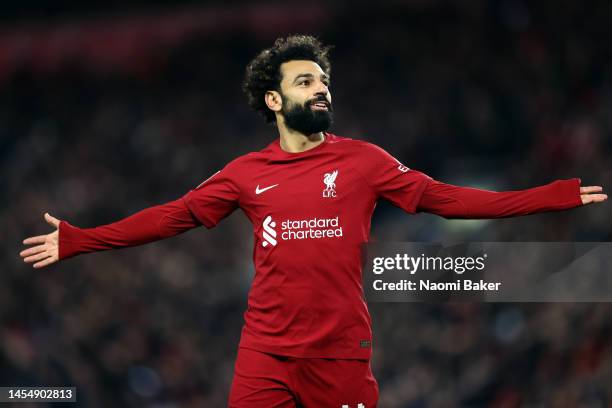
323,170,338,198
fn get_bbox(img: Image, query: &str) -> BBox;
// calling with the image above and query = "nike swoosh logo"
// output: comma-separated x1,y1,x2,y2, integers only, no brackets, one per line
255,184,279,195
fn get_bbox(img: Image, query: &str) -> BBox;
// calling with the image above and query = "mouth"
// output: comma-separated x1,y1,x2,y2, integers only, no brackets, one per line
310,100,330,111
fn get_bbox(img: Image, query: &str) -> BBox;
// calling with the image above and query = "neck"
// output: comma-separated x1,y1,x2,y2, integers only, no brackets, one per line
276,118,325,153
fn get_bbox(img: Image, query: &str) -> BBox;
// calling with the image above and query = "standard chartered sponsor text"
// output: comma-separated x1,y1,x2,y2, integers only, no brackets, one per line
281,216,343,240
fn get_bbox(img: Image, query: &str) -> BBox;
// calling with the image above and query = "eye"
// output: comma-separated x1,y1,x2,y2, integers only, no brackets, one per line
298,80,310,86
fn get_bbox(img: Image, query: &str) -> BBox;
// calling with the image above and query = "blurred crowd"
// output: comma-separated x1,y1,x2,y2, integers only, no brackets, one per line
1,0,611,406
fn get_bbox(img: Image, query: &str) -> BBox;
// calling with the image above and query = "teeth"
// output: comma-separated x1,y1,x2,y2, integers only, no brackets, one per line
311,101,329,110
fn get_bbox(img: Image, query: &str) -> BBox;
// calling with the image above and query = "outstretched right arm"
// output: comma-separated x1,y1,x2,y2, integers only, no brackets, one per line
21,162,242,269
20,198,200,268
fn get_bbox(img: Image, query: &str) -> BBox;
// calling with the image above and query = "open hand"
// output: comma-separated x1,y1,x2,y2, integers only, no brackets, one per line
20,213,60,268
580,186,607,205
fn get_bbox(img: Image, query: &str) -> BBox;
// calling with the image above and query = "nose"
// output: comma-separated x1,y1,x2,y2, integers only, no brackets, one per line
314,81,329,96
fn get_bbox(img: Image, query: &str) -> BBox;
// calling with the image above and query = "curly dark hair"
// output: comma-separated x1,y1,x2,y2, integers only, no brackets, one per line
243,35,332,123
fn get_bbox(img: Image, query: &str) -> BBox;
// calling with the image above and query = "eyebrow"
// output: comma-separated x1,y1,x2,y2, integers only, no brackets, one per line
293,73,330,84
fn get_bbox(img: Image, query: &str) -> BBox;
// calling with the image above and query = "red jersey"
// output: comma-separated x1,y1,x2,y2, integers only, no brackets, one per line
183,134,432,359
58,133,582,360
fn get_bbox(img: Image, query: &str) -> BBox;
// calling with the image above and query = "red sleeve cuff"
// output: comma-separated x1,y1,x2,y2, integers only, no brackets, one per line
554,177,582,209
58,220,81,260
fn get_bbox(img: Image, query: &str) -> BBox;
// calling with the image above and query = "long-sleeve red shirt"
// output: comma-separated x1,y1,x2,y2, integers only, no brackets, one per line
58,133,582,359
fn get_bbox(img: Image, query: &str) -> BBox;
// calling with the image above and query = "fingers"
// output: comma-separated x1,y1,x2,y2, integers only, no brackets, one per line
44,212,60,228
581,194,608,205
24,251,51,264
21,214,60,269
580,186,603,194
579,185,607,205
33,256,58,269
22,212,59,249
23,235,48,245
20,244,47,258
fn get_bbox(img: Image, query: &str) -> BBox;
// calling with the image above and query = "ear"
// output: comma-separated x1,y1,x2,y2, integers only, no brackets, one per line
265,90,282,113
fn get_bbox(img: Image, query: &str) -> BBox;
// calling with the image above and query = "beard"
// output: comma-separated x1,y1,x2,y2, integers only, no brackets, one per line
281,94,334,135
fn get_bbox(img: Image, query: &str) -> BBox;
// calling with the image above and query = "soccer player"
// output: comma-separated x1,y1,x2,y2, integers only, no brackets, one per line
20,35,606,407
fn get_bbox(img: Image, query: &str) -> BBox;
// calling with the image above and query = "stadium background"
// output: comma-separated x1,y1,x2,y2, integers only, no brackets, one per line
1,0,611,406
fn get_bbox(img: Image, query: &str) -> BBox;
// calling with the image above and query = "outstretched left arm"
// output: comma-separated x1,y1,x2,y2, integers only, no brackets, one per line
417,178,607,219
